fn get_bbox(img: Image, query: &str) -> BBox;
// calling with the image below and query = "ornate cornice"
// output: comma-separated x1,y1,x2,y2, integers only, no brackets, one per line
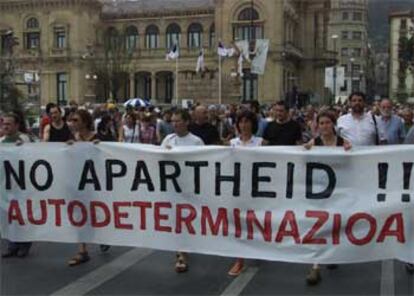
0,0,102,12
101,8,215,21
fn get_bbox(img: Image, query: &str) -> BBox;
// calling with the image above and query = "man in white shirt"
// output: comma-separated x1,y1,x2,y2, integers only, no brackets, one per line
337,91,378,146
161,109,204,148
160,109,203,273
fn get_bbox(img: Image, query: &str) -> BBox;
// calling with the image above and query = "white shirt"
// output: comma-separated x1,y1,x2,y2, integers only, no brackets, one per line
122,124,140,143
337,112,377,146
161,132,204,148
230,136,263,147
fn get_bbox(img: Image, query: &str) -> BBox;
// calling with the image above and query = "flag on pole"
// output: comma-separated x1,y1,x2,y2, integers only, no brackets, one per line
251,39,269,75
217,42,235,57
196,49,205,73
166,44,179,61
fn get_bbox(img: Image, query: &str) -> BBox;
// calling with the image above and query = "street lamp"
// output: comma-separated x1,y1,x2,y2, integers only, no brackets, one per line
359,70,364,91
349,57,355,92
331,34,339,103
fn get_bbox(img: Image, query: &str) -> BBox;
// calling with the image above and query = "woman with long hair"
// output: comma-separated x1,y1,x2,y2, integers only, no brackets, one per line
67,109,110,266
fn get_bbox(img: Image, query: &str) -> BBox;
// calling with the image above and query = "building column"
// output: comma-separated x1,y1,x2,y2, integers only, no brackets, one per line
151,72,157,103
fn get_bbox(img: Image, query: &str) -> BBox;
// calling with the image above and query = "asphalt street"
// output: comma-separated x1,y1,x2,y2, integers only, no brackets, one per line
1,240,413,295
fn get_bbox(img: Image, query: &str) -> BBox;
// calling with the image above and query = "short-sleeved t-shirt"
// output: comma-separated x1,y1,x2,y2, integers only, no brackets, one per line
161,132,204,148
263,120,302,146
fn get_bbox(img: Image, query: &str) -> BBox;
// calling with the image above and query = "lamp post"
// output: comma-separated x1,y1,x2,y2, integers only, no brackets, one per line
349,57,355,92
85,73,98,102
359,70,364,91
332,34,339,104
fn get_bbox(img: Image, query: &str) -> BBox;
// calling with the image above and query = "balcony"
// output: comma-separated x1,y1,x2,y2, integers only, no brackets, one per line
284,42,304,60
314,49,337,67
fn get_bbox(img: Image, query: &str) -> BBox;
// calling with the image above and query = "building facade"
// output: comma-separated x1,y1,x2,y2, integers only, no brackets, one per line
328,0,369,99
389,11,414,103
0,0,334,106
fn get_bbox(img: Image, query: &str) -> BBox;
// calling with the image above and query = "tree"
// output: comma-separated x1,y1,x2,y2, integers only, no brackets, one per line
91,27,135,102
0,32,23,111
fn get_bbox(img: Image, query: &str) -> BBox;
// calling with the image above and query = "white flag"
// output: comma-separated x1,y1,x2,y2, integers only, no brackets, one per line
217,42,235,57
251,39,269,75
235,40,250,62
196,50,205,73
166,44,179,61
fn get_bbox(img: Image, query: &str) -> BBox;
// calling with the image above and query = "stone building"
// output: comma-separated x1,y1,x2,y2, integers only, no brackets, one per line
0,0,335,106
327,0,369,99
389,11,414,103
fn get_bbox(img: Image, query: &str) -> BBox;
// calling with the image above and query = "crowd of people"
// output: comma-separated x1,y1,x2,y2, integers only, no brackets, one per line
1,91,414,285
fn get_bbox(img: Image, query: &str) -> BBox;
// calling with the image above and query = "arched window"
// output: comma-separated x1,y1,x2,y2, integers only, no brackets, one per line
234,7,263,41
145,25,159,49
166,23,181,49
25,17,40,50
26,17,39,29
125,26,138,51
188,23,203,49
105,27,119,51
238,8,259,21
209,24,215,48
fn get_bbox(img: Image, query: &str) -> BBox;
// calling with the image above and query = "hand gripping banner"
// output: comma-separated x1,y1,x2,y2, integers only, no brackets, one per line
0,143,413,264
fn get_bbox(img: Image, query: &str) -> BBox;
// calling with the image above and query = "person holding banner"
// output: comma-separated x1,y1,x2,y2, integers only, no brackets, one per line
1,112,34,258
304,110,351,285
66,109,110,266
227,110,263,276
161,109,204,272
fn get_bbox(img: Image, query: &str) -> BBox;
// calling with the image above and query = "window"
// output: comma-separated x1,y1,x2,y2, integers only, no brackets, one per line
352,64,361,72
105,27,119,51
56,73,68,105
353,48,362,57
352,31,362,40
342,12,349,21
239,8,259,21
25,17,40,50
188,23,203,49
401,19,407,30
353,12,362,21
341,48,348,56
125,26,138,52
209,24,215,48
166,23,181,49
26,32,40,49
145,25,159,49
54,27,66,48
242,70,258,101
234,7,263,41
26,17,39,29
341,31,349,40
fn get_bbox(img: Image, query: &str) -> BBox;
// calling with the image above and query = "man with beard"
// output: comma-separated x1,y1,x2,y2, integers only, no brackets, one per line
376,98,405,145
337,91,379,146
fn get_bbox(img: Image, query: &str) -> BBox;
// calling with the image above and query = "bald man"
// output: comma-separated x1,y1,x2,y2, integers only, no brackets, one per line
189,105,220,145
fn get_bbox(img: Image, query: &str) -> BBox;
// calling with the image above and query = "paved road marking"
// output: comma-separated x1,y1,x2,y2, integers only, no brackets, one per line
380,260,395,296
220,267,259,296
50,248,153,296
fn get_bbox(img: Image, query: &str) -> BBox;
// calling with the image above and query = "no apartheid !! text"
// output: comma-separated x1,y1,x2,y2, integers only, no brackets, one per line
3,159,337,199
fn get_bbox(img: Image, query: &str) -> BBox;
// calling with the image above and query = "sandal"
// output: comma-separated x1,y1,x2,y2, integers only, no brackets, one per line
175,253,188,273
68,252,90,267
228,259,245,276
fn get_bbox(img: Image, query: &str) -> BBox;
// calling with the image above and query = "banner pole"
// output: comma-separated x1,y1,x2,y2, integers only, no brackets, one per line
219,55,222,105
175,57,179,106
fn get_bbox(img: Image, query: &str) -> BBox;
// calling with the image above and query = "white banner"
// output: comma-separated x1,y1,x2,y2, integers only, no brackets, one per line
325,67,345,95
251,39,269,75
1,143,414,264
